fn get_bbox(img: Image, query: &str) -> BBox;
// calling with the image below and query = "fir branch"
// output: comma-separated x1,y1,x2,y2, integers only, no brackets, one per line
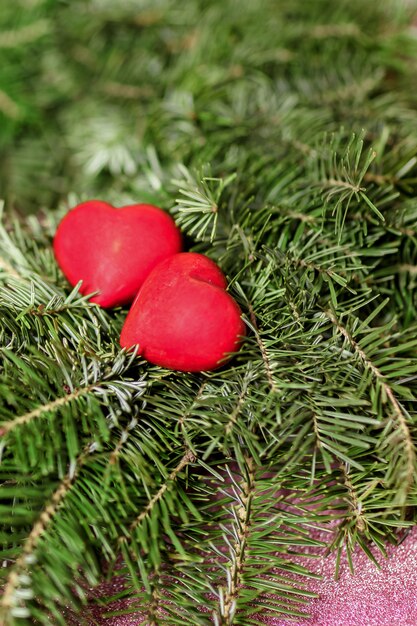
0,445,92,620
310,411,323,482
100,82,154,100
277,208,317,224
398,264,417,275
107,418,137,468
291,254,348,285
312,412,322,450
0,91,20,119
172,167,235,243
225,382,248,437
213,457,255,626
2,1,417,621
122,449,196,539
322,178,365,194
0,20,49,48
0,385,94,437
339,462,367,533
0,256,21,280
139,569,166,626
309,23,362,38
247,303,279,395
177,380,207,433
325,309,417,499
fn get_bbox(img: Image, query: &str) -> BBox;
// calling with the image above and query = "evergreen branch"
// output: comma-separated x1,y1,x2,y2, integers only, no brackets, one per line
108,420,136,468
172,167,234,243
247,303,279,394
363,172,394,185
0,385,94,437
177,380,207,432
0,91,20,119
398,264,417,275
2,1,417,621
140,569,165,626
322,178,365,194
123,449,196,538
214,457,255,626
339,462,367,533
0,257,21,280
132,9,165,27
144,584,162,626
325,309,417,498
100,82,154,100
104,415,141,488
310,23,361,38
397,227,416,237
310,411,324,480
225,383,248,436
278,208,317,224
0,446,92,620
291,255,348,283
312,412,321,450
285,291,302,325
345,211,416,237
0,20,49,48
289,139,317,157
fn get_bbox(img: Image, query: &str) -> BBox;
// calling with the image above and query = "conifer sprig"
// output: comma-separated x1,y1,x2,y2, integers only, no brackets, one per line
1,0,417,624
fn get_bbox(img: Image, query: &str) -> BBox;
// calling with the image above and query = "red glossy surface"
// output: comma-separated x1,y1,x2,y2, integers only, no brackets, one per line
53,200,182,307
120,252,245,371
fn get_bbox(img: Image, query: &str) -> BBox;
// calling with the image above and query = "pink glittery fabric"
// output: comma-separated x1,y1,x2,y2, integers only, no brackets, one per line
299,530,417,626
75,527,417,625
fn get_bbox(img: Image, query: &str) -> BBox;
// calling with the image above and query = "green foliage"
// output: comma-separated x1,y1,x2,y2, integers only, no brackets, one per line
1,0,417,623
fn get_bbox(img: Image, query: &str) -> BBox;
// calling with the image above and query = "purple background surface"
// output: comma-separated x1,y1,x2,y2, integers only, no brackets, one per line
70,527,417,625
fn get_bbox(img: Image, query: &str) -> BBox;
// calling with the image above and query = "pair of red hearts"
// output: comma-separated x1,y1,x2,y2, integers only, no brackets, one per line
53,201,245,372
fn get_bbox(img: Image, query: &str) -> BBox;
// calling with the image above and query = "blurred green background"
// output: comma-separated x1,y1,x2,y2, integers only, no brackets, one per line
1,0,416,213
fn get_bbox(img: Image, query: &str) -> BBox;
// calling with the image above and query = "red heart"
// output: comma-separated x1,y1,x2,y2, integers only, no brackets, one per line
53,200,182,307
120,253,245,372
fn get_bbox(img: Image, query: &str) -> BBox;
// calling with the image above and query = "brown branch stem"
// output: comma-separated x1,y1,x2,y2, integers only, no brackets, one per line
339,463,367,533
216,457,255,625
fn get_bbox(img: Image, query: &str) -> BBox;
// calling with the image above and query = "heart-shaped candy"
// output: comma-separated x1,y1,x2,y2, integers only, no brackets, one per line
120,253,245,371
53,200,182,307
